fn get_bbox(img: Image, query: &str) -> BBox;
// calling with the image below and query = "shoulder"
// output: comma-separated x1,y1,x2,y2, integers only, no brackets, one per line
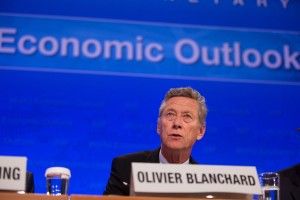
277,163,300,188
112,148,160,164
278,163,300,177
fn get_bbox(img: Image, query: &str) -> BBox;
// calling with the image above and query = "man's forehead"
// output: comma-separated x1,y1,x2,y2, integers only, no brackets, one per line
164,97,198,109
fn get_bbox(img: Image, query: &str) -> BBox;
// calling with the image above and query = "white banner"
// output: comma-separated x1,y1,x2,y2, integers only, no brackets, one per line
0,156,27,191
131,163,261,195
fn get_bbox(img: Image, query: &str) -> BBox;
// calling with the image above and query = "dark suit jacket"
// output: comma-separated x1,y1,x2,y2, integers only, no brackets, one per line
103,148,198,196
278,163,300,200
26,171,34,193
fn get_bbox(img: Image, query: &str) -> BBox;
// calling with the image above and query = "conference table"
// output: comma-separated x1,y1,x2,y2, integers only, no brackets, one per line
0,192,250,200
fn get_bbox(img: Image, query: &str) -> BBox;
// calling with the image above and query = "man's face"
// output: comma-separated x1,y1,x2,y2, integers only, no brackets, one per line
157,96,205,151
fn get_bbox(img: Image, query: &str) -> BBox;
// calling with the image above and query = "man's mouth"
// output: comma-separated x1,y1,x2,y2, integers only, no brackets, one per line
169,133,182,138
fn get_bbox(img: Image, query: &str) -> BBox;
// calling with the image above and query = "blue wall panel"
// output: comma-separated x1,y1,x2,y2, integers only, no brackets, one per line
0,0,299,195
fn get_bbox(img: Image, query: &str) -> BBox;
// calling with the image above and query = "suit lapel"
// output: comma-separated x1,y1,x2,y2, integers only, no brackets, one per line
145,148,160,163
189,156,198,164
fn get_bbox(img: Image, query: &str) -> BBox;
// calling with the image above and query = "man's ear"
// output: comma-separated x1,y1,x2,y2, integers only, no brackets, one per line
157,119,161,135
196,125,206,140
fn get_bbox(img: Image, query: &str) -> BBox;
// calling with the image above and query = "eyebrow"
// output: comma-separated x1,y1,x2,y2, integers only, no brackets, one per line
164,108,176,112
165,108,193,115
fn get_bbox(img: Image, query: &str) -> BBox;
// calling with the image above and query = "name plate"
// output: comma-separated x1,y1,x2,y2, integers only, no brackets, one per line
0,156,27,191
131,163,261,196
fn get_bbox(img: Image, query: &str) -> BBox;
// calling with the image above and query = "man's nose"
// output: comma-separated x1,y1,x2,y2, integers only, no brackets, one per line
172,116,182,129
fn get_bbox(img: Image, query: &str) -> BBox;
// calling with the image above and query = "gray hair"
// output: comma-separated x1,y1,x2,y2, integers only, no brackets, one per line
158,87,208,126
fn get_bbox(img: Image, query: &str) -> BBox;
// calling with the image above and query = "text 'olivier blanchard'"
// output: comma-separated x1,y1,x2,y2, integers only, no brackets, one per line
136,171,256,185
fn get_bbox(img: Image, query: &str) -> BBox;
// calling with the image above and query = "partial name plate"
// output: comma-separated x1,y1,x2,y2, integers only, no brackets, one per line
131,163,261,195
0,156,27,191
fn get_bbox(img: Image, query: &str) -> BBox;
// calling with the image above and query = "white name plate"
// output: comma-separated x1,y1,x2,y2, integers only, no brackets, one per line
0,156,27,191
131,163,261,196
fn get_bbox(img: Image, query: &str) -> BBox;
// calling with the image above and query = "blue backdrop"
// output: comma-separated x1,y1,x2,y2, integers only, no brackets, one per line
0,0,299,195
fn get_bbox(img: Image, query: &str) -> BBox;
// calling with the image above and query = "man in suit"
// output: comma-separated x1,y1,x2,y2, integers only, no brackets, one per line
278,163,300,200
103,87,207,195
26,171,34,193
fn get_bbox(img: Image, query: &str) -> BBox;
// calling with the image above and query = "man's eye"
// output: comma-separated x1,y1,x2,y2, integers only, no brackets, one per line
166,112,175,117
183,114,193,122
183,114,191,118
165,112,176,119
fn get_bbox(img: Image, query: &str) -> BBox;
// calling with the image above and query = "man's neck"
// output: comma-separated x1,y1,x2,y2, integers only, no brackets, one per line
160,147,191,164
